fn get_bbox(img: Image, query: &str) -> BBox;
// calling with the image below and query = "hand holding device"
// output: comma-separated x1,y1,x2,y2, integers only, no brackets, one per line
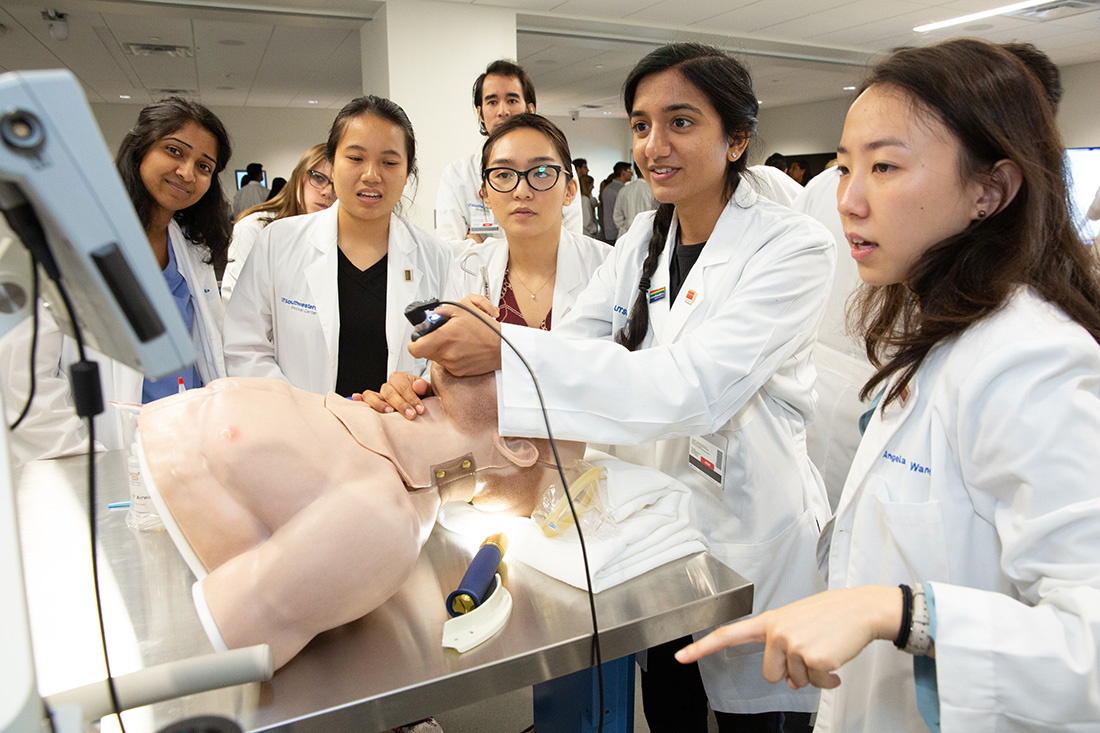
403,298,449,341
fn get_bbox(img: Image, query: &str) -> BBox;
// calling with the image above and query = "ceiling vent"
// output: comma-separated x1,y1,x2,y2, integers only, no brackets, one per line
126,43,194,58
152,88,197,96
1005,0,1100,21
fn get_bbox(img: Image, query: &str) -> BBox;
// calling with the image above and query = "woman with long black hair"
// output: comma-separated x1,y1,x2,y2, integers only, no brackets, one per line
379,43,835,732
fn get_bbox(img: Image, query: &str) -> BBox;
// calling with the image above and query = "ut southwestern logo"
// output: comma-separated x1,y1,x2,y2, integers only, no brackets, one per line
882,449,931,475
614,304,629,317
281,297,317,314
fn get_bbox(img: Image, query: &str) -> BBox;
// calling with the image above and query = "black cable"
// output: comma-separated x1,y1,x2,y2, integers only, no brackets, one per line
438,300,605,732
8,260,40,431
12,208,129,732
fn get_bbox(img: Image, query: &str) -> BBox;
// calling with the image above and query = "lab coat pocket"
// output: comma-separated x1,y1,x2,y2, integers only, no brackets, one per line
709,509,826,625
856,482,951,584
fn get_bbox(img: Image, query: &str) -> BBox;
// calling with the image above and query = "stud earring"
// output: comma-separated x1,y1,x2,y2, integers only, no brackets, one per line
977,210,987,219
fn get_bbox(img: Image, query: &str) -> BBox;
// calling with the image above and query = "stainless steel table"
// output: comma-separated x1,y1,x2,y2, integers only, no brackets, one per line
16,450,753,732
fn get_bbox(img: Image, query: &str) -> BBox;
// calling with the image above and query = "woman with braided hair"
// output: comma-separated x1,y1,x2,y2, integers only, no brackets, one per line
380,43,835,732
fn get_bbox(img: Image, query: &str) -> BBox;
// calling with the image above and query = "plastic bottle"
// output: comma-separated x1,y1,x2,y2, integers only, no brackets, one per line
126,451,163,531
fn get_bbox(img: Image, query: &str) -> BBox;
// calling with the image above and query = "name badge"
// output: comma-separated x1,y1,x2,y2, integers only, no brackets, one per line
688,432,727,488
469,200,499,234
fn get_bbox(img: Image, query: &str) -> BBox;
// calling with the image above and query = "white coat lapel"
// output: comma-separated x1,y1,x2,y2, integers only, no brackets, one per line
833,377,920,519
485,240,509,306
644,220,674,343
657,188,757,343
553,228,586,322
386,215,420,373
305,207,340,386
167,221,225,382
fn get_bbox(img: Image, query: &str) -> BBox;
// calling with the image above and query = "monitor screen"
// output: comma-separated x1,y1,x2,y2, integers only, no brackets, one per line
235,169,268,190
1066,147,1100,243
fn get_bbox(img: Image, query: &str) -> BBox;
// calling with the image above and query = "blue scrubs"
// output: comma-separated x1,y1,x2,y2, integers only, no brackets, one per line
142,236,202,402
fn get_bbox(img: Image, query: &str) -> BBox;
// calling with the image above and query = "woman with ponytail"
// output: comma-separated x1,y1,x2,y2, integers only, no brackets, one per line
384,44,836,731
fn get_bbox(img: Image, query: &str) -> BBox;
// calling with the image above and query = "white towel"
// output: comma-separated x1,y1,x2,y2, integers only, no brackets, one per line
437,457,707,592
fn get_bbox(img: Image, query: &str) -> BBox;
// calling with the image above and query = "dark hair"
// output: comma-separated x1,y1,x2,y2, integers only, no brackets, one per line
115,96,233,269
265,177,286,201
480,113,573,181
245,162,263,180
851,38,1100,409
615,43,759,350
788,159,807,172
613,161,632,177
580,174,595,198
239,144,328,224
764,152,787,170
1002,42,1063,111
572,157,587,169
472,59,537,135
326,95,418,187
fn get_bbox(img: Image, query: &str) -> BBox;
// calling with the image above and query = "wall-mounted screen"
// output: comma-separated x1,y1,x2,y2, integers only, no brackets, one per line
1066,147,1100,243
234,169,268,190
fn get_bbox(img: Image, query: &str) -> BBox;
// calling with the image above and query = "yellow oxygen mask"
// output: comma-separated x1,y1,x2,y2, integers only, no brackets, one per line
531,460,607,538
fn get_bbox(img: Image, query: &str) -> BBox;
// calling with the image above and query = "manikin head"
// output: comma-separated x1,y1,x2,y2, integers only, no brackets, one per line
429,363,585,516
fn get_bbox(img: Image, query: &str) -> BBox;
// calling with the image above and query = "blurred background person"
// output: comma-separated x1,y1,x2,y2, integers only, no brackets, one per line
221,143,335,300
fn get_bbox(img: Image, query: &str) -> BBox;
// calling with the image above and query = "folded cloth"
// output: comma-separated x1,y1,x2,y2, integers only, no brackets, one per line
437,456,707,592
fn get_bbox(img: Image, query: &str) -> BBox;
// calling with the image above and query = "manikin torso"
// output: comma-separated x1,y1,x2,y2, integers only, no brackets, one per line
138,366,582,668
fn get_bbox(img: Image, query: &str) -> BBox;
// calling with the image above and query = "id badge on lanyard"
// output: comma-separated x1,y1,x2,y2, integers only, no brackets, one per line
688,432,727,489
469,194,499,236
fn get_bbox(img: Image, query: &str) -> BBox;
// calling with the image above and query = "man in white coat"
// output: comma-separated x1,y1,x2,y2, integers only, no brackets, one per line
436,59,581,253
612,165,658,242
232,162,269,218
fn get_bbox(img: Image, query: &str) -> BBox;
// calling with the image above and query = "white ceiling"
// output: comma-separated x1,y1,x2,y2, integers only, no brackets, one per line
0,0,1097,115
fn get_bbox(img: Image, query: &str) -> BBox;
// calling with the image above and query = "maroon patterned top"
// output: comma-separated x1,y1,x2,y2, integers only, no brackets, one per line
498,264,552,330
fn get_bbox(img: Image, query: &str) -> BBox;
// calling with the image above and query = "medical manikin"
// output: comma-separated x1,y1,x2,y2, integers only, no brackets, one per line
139,364,584,669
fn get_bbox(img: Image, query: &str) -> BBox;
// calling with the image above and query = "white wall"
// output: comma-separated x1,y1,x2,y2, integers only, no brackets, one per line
380,0,517,230
751,58,1100,163
752,96,851,164
1058,60,1100,148
545,114,633,185
90,103,336,198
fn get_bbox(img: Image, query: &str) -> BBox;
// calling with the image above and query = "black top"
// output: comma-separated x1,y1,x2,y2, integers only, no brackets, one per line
335,249,388,396
669,237,707,303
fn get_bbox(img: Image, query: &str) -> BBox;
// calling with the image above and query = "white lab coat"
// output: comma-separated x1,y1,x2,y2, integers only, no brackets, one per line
746,164,804,208
436,151,583,254
2,220,225,455
612,178,659,242
223,204,455,394
1,302,91,463
794,166,875,509
497,183,835,713
447,227,611,324
232,180,268,218
221,210,271,301
817,288,1100,732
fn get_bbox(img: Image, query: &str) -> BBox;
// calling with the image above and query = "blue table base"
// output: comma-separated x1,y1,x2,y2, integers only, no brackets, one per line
533,654,635,732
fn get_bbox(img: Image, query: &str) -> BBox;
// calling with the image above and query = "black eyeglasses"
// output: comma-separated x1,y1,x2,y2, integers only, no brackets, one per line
306,169,334,192
484,164,569,193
